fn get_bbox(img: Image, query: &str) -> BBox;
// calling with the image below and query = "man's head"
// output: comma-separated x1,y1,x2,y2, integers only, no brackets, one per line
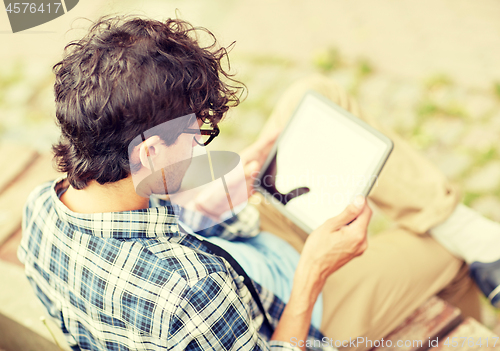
52,16,243,191
129,113,203,197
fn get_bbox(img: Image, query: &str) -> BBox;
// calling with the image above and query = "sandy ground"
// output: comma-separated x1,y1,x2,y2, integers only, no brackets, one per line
2,0,500,87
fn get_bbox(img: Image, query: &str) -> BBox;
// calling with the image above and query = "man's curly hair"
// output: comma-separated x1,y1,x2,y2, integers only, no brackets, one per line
52,16,244,190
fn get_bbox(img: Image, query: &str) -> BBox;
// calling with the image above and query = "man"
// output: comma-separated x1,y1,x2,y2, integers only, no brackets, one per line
19,15,499,351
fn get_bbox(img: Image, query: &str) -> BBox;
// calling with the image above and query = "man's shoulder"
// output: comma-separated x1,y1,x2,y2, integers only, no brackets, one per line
26,179,56,205
22,179,59,229
102,238,244,336
139,236,236,288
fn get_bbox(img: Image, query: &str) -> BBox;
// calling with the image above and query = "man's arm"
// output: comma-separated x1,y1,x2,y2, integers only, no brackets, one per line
178,203,261,240
168,198,371,351
271,198,372,350
182,131,280,223
167,271,302,351
174,131,282,242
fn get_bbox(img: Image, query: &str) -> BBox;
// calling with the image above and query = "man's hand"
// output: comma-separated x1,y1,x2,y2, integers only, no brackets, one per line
298,195,372,285
190,158,260,219
188,130,280,219
271,197,372,350
239,129,281,181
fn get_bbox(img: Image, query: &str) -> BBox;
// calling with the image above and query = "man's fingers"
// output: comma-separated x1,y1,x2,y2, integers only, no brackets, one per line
257,128,281,146
244,160,260,176
240,129,281,167
328,197,366,228
348,203,372,233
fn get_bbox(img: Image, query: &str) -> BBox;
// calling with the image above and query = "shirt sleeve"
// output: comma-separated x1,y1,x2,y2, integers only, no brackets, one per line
166,271,300,351
151,194,261,241
178,203,261,241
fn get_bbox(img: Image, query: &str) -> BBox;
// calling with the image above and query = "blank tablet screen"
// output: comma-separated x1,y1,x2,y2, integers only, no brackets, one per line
258,92,393,232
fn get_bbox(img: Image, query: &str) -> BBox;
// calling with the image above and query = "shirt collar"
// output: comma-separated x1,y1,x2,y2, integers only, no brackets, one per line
51,177,182,239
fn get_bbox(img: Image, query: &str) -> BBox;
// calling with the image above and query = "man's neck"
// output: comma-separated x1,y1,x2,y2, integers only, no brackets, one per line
60,177,150,214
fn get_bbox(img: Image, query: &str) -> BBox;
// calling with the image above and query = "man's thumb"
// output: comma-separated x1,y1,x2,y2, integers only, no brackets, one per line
245,160,260,176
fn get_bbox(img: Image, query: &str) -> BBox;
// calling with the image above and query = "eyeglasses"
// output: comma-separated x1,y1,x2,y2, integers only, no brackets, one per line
183,125,220,146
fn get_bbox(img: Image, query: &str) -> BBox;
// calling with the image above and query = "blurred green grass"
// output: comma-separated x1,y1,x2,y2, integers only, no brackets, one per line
2,47,500,226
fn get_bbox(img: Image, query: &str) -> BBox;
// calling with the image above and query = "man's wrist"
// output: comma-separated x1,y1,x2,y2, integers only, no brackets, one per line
291,264,325,307
271,266,322,350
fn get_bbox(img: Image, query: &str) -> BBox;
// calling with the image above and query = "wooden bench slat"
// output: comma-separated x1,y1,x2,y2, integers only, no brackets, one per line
0,261,69,350
0,144,38,195
0,154,61,246
371,296,462,351
0,229,22,266
429,317,499,351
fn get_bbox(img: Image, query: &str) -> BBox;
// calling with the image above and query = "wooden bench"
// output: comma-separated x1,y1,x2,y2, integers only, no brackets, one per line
0,143,497,351
0,144,61,257
0,143,65,351
371,296,499,351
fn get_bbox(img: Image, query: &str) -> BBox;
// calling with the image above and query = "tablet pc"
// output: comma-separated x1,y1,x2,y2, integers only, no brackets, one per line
256,91,393,233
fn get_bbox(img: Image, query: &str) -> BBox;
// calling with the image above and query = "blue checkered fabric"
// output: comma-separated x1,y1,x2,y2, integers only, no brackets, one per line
18,178,328,350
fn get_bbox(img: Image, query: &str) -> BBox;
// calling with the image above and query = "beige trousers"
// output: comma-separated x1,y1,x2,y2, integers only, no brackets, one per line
249,75,480,350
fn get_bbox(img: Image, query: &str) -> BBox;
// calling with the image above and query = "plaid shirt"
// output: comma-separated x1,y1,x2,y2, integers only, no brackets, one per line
18,178,331,351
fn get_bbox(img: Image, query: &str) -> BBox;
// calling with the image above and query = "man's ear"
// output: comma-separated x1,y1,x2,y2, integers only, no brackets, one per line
136,135,163,172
